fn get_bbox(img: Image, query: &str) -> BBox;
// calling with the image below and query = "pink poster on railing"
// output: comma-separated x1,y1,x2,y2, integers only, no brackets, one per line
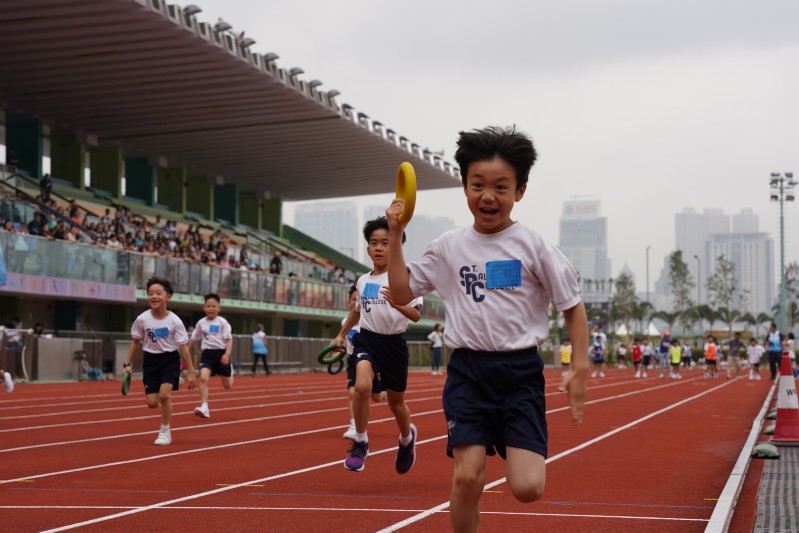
0,273,136,302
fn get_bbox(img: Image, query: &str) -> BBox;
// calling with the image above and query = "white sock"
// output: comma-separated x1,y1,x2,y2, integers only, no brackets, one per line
356,431,368,443
201,402,208,409
160,424,170,432
400,432,413,446
348,419,355,427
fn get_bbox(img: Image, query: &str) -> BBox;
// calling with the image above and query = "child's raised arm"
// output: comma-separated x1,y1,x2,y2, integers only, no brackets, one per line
385,199,413,306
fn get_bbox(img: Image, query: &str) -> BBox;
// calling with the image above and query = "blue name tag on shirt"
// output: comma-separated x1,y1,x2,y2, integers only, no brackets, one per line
362,283,381,299
154,327,169,339
210,325,220,333
486,260,522,289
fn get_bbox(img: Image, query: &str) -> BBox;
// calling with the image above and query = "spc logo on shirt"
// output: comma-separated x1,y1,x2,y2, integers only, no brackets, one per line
361,283,386,313
459,260,522,303
146,327,169,343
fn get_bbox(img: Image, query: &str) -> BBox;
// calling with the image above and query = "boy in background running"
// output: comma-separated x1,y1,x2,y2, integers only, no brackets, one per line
188,293,234,419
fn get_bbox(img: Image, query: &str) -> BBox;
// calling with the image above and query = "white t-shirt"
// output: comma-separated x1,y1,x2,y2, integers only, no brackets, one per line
407,224,580,352
191,316,232,351
131,310,188,353
341,316,361,355
641,344,653,357
355,271,423,335
427,330,444,348
747,344,765,365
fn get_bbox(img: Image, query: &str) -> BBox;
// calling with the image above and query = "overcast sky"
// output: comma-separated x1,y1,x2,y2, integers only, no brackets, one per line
197,0,799,287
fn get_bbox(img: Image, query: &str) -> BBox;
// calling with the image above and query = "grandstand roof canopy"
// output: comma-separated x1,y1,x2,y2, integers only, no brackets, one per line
0,0,461,201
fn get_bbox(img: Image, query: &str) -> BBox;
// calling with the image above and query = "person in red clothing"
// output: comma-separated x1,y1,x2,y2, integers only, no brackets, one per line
631,338,643,378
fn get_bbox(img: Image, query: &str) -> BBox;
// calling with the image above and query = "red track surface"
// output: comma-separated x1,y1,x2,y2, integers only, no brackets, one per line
0,368,772,532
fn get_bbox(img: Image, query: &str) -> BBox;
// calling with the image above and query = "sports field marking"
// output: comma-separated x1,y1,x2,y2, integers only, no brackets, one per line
0,505,710,522
0,394,444,453
376,378,739,532
0,384,446,422
0,409,446,485
22,379,705,530
1,377,688,451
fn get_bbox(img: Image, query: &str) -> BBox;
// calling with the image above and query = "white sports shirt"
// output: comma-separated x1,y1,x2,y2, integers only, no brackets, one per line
408,223,580,352
355,271,423,335
191,316,232,351
131,310,188,353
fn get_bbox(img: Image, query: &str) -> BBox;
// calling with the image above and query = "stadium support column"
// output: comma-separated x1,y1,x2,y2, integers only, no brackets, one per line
260,197,282,236
51,134,85,189
214,183,238,226
186,175,214,221
6,115,43,178
124,158,155,205
239,192,259,229
89,147,122,197
156,167,187,214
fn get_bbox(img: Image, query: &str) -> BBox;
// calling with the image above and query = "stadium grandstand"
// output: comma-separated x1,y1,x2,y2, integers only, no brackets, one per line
0,0,459,381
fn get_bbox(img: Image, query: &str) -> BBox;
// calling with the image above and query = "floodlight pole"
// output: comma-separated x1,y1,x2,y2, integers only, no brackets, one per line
770,172,795,333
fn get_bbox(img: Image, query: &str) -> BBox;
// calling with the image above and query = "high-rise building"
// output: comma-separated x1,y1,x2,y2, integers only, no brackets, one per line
707,233,774,314
293,201,360,260
558,198,611,303
657,207,775,314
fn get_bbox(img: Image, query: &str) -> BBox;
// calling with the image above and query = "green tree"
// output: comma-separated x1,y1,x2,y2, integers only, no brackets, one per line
667,251,695,335
707,255,738,338
652,310,678,333
755,312,773,339
695,304,716,336
610,272,638,340
740,312,757,337
632,300,654,335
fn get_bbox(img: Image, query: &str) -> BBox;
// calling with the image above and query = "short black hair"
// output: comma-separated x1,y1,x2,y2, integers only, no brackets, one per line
204,293,221,304
146,276,174,295
348,285,358,298
363,215,406,244
454,126,537,191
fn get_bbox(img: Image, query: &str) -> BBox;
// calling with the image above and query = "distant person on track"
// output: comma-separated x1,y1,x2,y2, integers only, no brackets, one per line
251,324,270,376
0,368,13,393
616,342,628,369
669,339,682,379
765,323,783,380
784,332,796,370
188,293,234,419
590,335,606,378
427,323,444,375
333,216,423,473
747,338,764,380
640,338,653,378
704,335,719,379
560,338,572,377
123,277,196,446
658,330,672,379
385,126,588,533
631,338,643,378
726,332,744,379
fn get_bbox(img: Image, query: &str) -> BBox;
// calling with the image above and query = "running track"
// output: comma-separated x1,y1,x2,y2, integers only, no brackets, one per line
0,368,772,532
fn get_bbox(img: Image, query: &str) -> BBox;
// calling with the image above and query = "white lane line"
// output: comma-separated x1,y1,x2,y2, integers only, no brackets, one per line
704,380,778,533
24,378,704,530
2,377,689,452
376,378,740,532
0,505,708,522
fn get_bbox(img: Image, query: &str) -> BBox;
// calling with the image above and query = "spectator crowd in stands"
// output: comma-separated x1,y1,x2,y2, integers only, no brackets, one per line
0,184,356,284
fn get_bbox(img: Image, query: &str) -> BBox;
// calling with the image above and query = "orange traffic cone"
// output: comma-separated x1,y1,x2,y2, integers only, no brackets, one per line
771,352,799,445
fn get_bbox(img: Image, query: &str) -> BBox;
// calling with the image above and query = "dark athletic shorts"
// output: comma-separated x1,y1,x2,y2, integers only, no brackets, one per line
352,329,409,393
643,355,652,366
200,348,232,377
143,350,180,395
444,346,547,460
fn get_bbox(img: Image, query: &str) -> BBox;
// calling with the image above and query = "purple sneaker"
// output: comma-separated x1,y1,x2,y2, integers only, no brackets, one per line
344,440,369,471
395,423,417,474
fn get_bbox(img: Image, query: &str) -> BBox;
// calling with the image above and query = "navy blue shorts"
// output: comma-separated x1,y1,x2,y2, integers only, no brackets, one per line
200,348,232,377
142,351,180,395
352,329,409,393
346,353,357,389
444,346,547,459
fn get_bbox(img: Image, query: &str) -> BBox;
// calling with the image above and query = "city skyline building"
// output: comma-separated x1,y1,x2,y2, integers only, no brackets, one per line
293,201,361,263
558,198,611,305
